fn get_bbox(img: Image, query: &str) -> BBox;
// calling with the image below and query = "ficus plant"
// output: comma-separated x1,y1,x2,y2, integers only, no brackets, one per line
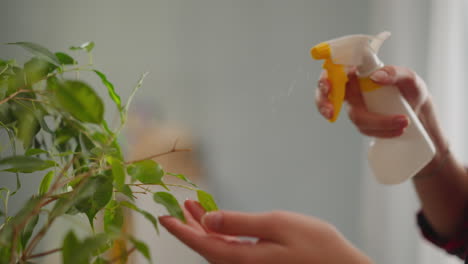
0,41,218,264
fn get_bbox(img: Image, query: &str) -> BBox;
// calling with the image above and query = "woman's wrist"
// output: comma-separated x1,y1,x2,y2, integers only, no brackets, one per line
413,97,450,180
413,144,450,180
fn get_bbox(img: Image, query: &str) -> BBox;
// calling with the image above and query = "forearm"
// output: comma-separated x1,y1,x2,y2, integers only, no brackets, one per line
413,98,468,238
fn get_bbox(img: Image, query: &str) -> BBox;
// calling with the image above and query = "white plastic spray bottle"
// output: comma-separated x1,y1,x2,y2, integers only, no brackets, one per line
311,32,436,185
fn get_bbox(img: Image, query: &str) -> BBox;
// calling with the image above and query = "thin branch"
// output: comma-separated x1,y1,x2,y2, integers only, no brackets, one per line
16,143,190,261
13,97,49,104
20,157,77,259
129,183,197,192
0,65,8,75
0,65,89,107
109,247,136,263
46,156,76,196
22,224,49,261
123,191,146,194
9,155,72,263
40,197,58,208
28,248,62,259
133,184,152,193
125,148,191,165
0,89,31,105
164,183,197,192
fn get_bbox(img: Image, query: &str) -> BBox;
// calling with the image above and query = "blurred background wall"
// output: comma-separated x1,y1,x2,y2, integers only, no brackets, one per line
0,0,465,263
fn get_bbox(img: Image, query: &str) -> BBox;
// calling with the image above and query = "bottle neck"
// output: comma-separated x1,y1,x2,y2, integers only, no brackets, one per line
356,48,384,77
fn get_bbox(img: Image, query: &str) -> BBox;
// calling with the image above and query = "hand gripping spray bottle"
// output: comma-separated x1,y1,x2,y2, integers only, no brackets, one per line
311,32,436,185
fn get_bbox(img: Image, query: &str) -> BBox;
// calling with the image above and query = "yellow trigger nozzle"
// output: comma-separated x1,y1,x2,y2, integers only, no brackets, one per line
311,42,348,123
311,42,331,60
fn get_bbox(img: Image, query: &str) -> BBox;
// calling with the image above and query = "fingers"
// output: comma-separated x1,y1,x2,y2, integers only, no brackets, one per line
345,70,366,108
369,65,411,87
184,200,249,244
316,71,333,119
184,200,206,223
359,128,406,138
159,216,257,263
369,65,428,111
159,216,226,258
182,206,205,232
317,66,423,139
347,106,409,135
201,210,283,241
316,70,368,120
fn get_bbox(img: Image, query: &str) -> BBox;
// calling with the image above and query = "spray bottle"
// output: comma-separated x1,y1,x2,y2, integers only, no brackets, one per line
311,32,436,185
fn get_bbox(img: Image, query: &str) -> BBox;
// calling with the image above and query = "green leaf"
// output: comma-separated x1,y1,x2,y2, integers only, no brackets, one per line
167,172,198,188
75,175,113,227
62,231,81,264
78,132,97,157
37,114,53,134
93,70,122,112
62,231,84,264
120,201,159,234
8,42,60,66
138,210,159,235
0,81,8,102
93,258,110,264
24,57,55,84
20,214,39,250
25,148,49,156
130,237,151,263
107,156,125,191
127,160,164,185
101,120,113,135
196,190,218,212
12,102,40,149
153,191,185,222
70,41,95,53
90,147,117,157
122,72,148,123
55,52,76,65
90,132,107,145
38,171,54,195
0,246,10,264
82,233,111,256
0,156,55,173
104,200,124,233
7,66,26,95
0,197,41,251
12,172,21,196
0,102,12,125
53,122,77,151
50,191,88,220
54,80,104,124
121,184,134,200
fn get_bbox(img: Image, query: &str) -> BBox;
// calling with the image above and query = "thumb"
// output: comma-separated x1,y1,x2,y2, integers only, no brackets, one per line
369,65,415,88
369,65,428,111
201,210,280,241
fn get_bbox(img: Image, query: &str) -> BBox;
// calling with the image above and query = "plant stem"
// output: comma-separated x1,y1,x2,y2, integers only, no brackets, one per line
125,148,191,165
13,97,49,103
109,247,136,264
0,64,92,105
133,185,152,193
18,157,76,260
164,183,198,192
22,173,91,260
0,64,8,75
0,89,31,105
129,183,197,192
39,197,58,208
28,248,62,259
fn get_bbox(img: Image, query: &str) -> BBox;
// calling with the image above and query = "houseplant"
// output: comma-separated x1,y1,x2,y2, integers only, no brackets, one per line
0,42,217,264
